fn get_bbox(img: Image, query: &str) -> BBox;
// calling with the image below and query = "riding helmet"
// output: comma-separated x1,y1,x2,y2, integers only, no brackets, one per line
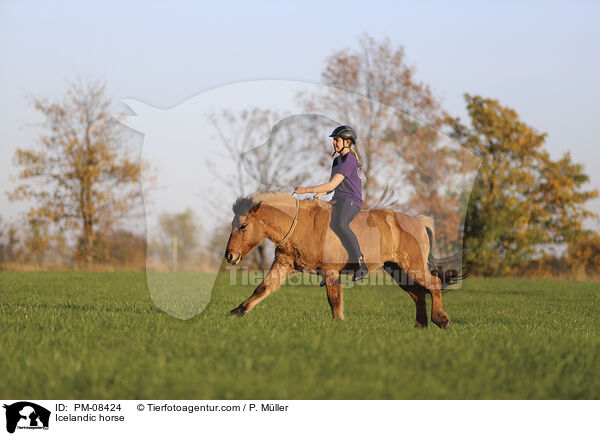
329,125,357,144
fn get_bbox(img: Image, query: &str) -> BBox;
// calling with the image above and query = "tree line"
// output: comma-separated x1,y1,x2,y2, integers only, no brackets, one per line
2,35,598,276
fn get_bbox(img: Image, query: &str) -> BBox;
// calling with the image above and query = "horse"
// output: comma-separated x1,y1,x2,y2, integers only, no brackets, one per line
224,192,465,328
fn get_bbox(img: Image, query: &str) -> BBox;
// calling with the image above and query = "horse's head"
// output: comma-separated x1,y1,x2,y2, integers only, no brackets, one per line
225,200,264,265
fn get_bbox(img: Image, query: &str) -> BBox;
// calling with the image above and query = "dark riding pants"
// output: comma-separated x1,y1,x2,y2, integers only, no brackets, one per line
329,198,363,262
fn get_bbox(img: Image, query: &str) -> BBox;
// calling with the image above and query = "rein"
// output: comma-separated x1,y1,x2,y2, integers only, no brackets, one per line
275,192,300,249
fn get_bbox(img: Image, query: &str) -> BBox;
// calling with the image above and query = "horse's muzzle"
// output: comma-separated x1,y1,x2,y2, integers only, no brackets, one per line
225,251,241,265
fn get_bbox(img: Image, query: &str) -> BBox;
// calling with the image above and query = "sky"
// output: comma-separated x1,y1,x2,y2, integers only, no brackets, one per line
1,0,599,231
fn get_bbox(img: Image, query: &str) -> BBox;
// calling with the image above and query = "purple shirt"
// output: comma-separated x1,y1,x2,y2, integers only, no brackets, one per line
330,152,363,208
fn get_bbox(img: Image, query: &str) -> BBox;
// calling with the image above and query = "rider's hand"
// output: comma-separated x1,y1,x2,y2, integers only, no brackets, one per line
294,187,306,195
314,193,323,200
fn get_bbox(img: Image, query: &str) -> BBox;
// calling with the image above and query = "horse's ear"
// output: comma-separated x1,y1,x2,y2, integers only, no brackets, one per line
249,201,262,214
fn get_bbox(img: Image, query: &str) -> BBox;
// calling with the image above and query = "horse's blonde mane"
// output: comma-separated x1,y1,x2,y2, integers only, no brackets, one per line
232,191,298,216
253,191,296,206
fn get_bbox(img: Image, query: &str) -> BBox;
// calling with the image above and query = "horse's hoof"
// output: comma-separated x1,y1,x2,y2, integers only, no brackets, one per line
229,307,246,317
433,319,450,329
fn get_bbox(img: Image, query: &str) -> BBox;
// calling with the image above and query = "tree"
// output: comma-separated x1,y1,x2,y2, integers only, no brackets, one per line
22,218,51,266
100,229,146,268
0,215,5,265
240,113,319,192
207,108,280,200
10,78,141,264
207,108,314,269
447,94,598,275
206,222,233,270
157,208,201,271
0,216,7,266
302,34,447,207
566,231,600,277
0,216,22,266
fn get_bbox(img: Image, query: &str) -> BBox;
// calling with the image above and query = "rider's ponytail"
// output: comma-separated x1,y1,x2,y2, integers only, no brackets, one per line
349,146,363,171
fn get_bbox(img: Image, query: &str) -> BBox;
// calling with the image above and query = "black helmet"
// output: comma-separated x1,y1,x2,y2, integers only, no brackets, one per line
329,125,357,144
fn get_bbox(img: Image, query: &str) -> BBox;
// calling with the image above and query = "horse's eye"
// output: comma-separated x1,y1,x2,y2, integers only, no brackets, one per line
239,225,247,230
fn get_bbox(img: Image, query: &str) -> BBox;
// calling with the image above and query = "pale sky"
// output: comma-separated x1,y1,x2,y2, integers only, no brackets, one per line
1,0,598,231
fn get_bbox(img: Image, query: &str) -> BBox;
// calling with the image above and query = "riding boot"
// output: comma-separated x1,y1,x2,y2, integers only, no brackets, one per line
352,255,368,282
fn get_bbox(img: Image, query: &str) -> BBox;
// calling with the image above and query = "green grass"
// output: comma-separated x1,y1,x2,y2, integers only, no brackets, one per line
0,271,598,399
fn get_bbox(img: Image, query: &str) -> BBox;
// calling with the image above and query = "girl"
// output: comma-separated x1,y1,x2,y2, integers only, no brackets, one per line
294,125,368,281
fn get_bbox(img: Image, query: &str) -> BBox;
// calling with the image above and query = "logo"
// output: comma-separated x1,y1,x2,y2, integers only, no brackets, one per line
3,402,50,434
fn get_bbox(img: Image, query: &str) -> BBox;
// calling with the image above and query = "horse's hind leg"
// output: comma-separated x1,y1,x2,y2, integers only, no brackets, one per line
429,287,450,328
383,262,428,328
419,272,450,329
404,284,428,328
324,270,344,320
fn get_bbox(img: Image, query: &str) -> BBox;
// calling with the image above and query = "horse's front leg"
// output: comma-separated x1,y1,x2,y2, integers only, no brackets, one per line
229,258,293,317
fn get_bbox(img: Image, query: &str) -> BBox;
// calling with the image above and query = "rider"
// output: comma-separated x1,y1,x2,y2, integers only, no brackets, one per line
294,125,368,281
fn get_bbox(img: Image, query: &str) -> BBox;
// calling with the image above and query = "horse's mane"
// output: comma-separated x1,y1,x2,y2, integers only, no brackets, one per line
232,191,298,216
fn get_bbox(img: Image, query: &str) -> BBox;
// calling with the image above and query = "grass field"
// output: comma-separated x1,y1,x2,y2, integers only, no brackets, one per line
0,270,598,399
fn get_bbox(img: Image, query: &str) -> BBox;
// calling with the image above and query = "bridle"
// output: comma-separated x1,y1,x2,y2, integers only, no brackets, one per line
275,192,300,249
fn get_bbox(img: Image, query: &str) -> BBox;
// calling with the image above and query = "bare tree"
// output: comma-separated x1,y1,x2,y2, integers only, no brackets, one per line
10,78,142,264
207,108,280,198
0,215,6,266
0,216,23,266
22,218,51,266
206,222,234,270
241,113,335,190
156,208,201,271
206,108,283,270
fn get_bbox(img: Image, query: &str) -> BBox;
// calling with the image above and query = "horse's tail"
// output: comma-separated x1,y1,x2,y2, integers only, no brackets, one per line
416,215,435,246
417,215,470,289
